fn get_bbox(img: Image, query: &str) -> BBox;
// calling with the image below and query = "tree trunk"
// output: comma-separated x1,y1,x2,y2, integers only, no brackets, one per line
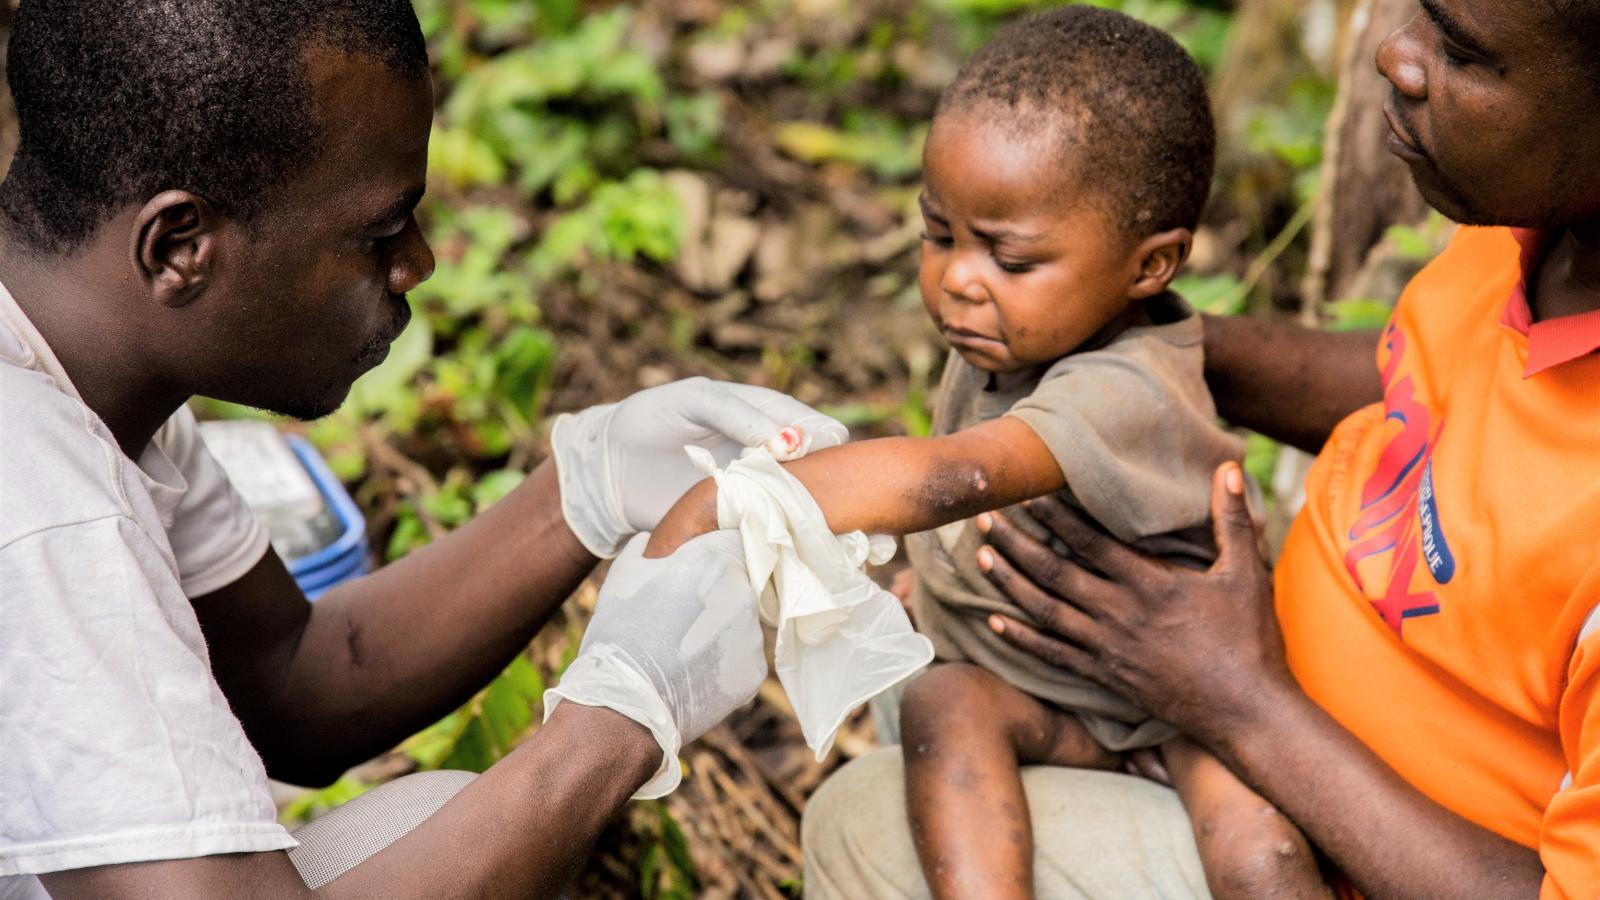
1301,0,1433,318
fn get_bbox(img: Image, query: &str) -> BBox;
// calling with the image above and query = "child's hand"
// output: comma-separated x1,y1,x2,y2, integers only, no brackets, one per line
642,478,720,559
889,567,918,623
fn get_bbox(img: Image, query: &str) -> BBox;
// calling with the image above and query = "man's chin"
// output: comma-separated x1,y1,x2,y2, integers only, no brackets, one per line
1407,166,1496,227
237,384,351,423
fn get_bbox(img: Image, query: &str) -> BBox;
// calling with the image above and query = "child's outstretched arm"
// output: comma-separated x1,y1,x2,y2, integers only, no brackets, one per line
643,416,1063,558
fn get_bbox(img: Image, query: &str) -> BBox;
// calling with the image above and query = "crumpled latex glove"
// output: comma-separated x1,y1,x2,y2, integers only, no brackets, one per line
551,377,849,558
687,446,934,760
543,531,766,798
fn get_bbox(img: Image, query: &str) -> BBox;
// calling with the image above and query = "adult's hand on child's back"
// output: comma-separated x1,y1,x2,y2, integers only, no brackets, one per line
975,463,1294,753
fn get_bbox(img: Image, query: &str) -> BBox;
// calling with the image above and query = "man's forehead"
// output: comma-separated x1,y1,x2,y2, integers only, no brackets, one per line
289,46,432,213
304,46,433,156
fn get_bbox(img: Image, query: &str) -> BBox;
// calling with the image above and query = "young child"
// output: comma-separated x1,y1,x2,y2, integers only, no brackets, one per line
648,6,1330,898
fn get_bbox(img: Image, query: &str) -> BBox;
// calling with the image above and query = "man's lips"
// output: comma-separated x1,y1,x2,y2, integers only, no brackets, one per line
1383,103,1428,164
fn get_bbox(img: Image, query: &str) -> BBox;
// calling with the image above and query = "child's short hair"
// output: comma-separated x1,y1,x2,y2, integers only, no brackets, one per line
937,5,1216,236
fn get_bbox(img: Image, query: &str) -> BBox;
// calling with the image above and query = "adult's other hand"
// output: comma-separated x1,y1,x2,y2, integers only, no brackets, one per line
551,377,849,558
543,530,767,798
977,463,1292,748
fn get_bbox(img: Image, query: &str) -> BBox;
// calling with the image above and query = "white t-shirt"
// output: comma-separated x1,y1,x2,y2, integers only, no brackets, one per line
0,281,292,897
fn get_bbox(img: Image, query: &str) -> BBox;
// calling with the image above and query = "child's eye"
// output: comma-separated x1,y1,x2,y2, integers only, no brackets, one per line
920,230,953,248
995,258,1035,275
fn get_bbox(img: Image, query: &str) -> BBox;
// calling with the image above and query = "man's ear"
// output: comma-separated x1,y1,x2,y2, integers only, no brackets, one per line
1127,227,1193,300
132,190,224,309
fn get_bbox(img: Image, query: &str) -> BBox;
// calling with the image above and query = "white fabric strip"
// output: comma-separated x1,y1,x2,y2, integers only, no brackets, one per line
687,446,933,759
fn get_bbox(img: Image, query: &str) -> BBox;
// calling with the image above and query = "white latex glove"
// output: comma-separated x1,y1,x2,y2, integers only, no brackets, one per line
543,531,766,798
551,377,849,558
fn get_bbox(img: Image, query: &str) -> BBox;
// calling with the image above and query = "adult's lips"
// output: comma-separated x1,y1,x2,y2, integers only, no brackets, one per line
355,295,412,364
1383,102,1428,164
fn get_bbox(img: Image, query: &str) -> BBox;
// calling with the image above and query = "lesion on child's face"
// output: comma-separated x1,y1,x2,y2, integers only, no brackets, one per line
916,113,1142,373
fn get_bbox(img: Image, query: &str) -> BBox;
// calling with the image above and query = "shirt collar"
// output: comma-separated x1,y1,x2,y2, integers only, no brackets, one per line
1499,227,1600,377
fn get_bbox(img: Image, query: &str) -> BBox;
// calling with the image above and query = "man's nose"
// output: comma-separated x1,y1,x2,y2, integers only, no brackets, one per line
1376,11,1427,100
388,217,436,295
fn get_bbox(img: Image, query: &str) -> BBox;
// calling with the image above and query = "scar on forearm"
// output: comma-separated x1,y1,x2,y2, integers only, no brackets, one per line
915,458,995,521
345,616,366,669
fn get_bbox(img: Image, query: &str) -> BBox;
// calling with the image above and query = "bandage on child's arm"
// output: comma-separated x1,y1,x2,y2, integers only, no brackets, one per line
644,416,1064,558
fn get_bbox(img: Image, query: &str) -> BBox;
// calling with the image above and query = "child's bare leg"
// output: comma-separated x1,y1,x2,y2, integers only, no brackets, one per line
900,663,1119,900
1164,737,1332,899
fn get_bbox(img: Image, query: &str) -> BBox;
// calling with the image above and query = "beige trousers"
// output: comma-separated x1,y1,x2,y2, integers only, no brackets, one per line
801,748,1212,899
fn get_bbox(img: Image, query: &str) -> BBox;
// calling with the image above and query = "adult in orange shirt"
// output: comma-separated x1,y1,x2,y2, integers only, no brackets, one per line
803,1,1600,897
977,2,1600,897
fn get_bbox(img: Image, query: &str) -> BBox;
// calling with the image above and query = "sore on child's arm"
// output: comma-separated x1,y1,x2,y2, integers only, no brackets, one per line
642,416,1064,558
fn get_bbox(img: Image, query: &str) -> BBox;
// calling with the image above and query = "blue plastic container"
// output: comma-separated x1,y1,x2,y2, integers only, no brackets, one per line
282,435,371,599
199,420,371,601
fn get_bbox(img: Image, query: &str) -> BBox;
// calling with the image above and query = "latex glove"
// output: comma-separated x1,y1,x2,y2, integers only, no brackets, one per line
551,377,849,558
543,531,766,798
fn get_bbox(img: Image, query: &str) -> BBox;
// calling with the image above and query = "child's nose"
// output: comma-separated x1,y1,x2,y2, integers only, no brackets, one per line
940,255,988,304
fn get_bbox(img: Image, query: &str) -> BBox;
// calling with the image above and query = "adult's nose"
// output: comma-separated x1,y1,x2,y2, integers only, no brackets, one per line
1376,10,1428,101
388,216,436,295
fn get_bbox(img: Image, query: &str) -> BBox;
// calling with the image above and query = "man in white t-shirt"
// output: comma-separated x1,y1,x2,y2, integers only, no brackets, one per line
0,3,839,898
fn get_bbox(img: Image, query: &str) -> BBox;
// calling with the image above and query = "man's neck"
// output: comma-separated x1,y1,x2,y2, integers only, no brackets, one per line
1531,220,1600,322
0,235,187,459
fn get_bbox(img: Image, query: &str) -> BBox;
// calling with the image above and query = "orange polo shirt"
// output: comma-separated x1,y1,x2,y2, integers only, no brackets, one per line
1277,226,1600,899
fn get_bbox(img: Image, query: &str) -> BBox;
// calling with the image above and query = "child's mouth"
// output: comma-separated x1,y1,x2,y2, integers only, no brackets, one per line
942,327,1006,355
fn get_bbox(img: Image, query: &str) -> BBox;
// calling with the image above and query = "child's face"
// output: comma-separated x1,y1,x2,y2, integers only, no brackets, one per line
918,113,1139,373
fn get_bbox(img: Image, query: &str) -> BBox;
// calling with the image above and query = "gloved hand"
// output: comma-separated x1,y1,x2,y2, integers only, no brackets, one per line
543,531,766,798
551,377,848,558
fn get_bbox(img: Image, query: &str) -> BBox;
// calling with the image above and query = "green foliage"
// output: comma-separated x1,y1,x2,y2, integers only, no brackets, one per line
403,653,546,772
933,0,1233,70
529,169,684,280
279,773,378,828
1243,431,1281,504
775,114,927,180
1172,272,1247,317
637,802,699,900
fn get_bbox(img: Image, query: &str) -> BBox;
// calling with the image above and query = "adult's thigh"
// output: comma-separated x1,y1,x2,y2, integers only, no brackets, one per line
802,747,1211,900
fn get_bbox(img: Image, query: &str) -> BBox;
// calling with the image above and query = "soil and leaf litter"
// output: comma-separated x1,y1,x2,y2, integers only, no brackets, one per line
0,0,1447,895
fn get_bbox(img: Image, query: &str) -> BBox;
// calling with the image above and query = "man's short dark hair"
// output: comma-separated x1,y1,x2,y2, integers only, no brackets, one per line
0,0,428,253
937,4,1215,236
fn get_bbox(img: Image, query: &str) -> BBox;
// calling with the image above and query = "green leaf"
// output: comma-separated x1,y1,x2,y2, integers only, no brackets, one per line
346,312,433,417
1325,298,1395,332
1171,272,1247,317
402,654,546,775
472,470,528,510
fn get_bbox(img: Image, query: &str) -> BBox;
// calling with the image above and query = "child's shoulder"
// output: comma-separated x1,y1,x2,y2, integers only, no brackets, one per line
1033,292,1204,397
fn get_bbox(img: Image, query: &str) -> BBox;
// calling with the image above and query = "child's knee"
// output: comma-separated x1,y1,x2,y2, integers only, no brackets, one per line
900,663,1005,746
1194,804,1326,899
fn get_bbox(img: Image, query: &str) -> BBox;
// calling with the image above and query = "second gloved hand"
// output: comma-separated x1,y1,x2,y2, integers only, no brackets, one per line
543,531,766,798
550,377,848,558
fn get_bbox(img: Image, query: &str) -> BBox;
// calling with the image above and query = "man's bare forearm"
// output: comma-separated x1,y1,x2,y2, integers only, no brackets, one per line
42,705,660,900
1215,682,1542,899
280,460,597,778
320,704,658,899
1202,314,1383,453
